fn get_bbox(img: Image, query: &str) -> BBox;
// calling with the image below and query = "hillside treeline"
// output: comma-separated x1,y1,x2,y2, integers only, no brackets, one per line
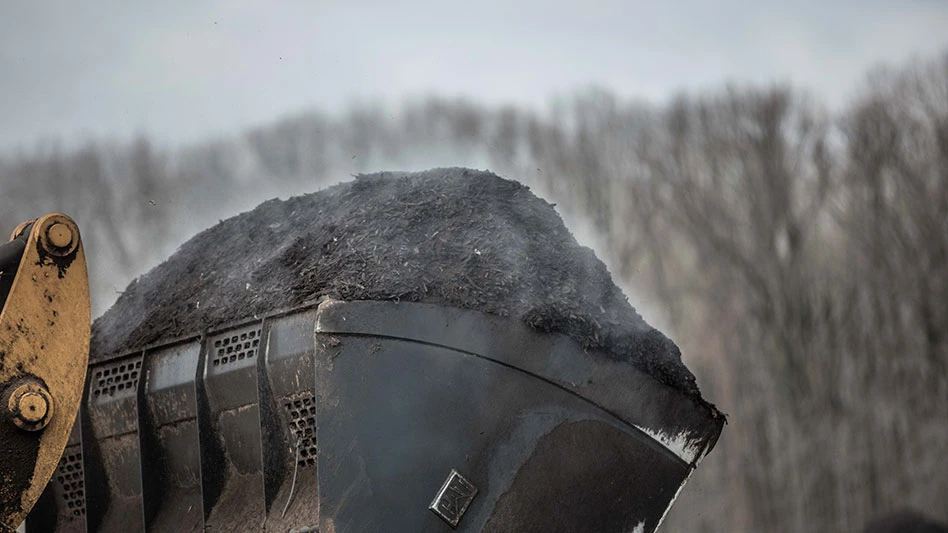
1,53,946,531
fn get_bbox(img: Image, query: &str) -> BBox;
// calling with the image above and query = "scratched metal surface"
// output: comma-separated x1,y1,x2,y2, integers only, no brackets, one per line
314,301,719,533
26,301,721,532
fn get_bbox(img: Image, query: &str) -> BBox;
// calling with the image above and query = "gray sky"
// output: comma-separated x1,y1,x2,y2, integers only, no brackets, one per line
2,1,948,151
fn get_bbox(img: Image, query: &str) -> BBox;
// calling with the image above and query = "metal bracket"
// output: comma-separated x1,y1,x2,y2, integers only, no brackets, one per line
0,213,90,530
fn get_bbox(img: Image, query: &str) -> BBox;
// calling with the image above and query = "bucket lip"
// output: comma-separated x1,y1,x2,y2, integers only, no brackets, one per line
91,298,723,466
313,299,723,466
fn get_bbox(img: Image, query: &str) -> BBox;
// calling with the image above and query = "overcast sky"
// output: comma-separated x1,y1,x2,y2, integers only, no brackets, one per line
2,1,948,151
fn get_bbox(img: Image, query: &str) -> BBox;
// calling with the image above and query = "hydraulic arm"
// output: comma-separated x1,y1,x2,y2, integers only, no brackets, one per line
0,214,90,532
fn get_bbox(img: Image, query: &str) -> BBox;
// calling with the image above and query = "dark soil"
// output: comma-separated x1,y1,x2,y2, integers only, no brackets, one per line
92,168,718,412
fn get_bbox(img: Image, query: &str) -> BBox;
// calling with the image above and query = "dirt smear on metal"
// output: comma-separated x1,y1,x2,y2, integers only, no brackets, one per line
92,168,719,412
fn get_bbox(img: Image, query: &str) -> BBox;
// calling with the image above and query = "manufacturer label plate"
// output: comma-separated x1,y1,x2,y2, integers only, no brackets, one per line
428,469,478,528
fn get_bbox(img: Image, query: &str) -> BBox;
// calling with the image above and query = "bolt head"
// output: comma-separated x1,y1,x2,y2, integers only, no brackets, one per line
47,223,73,248
17,391,48,423
6,382,54,431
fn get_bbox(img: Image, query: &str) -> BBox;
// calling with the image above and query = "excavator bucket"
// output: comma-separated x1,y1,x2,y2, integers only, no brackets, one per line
27,299,721,533
21,169,725,532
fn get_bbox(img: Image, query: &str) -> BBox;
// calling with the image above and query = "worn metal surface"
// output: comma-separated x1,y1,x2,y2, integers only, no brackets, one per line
259,310,320,533
313,300,721,533
0,214,90,531
200,322,266,532
313,300,722,466
84,354,145,533
28,420,85,533
26,299,722,532
140,340,203,532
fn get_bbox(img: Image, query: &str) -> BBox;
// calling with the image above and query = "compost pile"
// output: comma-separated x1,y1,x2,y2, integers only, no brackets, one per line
92,168,715,408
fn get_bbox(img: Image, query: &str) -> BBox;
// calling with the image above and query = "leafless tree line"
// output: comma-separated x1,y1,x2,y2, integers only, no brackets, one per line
1,52,945,532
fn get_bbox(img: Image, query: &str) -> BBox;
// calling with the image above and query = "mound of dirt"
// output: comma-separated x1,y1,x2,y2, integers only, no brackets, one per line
92,168,716,410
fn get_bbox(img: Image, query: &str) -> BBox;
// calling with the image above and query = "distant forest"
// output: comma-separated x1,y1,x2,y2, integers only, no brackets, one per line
2,52,946,532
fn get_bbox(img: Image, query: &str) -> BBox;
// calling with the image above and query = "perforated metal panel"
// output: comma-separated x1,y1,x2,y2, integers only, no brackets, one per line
202,322,266,531
283,393,318,468
90,358,142,398
54,449,86,518
210,326,261,367
85,353,146,532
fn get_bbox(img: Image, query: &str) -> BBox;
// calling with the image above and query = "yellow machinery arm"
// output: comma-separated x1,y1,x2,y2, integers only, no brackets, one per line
0,214,90,532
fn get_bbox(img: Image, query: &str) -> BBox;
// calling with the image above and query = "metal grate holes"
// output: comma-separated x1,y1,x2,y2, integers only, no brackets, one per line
91,357,142,398
55,451,86,517
211,326,261,367
284,394,318,468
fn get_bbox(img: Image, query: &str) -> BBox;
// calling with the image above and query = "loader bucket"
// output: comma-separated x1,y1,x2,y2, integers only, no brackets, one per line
26,169,725,532
28,299,722,533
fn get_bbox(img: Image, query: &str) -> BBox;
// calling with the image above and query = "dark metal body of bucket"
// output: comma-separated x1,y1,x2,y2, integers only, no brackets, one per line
26,300,723,533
